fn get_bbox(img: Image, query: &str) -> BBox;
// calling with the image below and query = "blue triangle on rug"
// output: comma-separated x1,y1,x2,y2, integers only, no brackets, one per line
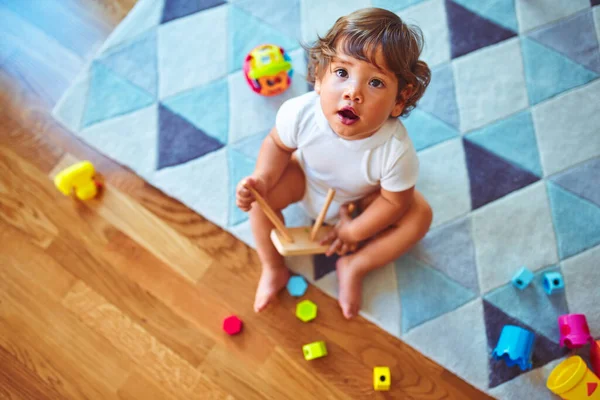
83,62,155,128
521,37,598,105
161,0,226,24
466,111,542,177
463,138,539,210
483,300,568,389
227,148,256,226
230,130,269,160
157,104,224,169
446,0,516,59
483,265,569,343
228,4,299,73
98,30,158,97
403,108,459,151
416,63,460,130
162,77,229,145
546,181,600,260
528,9,600,74
228,0,301,43
550,158,600,207
395,255,476,334
372,0,424,12
451,0,518,32
409,216,479,294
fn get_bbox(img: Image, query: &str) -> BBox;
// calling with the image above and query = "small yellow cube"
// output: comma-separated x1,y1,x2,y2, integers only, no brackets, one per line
302,341,327,360
373,366,390,391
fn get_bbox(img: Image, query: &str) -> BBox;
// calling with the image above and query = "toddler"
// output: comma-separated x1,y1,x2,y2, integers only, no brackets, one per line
236,8,433,319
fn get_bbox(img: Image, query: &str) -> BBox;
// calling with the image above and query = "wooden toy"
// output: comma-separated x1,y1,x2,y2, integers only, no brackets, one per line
302,341,327,360
543,271,565,295
373,367,391,391
296,300,317,322
559,314,593,349
492,325,535,371
511,266,534,290
222,315,243,335
246,185,338,256
286,275,308,297
54,160,100,200
547,356,600,399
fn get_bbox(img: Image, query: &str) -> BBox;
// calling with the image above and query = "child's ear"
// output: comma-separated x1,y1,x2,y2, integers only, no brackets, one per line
391,84,414,118
314,78,321,94
391,101,404,118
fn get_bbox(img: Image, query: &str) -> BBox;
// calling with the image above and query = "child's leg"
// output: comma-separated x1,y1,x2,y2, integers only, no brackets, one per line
337,190,433,319
250,156,305,312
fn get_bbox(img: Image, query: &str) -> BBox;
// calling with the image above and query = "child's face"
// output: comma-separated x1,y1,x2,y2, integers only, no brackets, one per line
314,44,404,140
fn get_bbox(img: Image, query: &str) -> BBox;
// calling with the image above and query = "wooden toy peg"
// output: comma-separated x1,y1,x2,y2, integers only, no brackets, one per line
310,188,336,241
245,184,294,243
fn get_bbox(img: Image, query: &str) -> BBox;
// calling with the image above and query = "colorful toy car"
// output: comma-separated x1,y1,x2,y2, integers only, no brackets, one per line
243,44,293,96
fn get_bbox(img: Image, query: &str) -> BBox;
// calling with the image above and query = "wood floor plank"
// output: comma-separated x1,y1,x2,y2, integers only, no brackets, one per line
0,262,132,399
258,346,353,400
0,345,64,400
50,154,212,283
62,281,210,397
0,223,76,300
0,145,214,368
0,175,59,249
104,230,274,366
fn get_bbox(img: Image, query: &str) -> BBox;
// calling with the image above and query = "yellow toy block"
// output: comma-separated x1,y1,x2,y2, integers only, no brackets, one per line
373,367,391,391
302,341,327,361
296,300,317,322
54,161,98,200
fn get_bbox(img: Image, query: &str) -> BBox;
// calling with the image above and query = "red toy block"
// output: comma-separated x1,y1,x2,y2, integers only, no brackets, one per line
591,340,600,377
223,315,243,335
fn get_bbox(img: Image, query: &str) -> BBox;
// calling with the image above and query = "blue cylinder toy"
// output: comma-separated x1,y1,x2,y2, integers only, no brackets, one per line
492,325,535,371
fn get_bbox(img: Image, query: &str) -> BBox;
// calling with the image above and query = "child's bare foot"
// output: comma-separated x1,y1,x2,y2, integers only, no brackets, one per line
336,256,363,319
254,266,290,312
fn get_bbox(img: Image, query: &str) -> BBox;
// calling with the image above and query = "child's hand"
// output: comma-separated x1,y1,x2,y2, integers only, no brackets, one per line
236,176,267,212
320,204,358,256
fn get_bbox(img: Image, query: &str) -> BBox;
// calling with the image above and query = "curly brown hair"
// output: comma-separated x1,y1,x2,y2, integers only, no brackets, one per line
305,8,431,118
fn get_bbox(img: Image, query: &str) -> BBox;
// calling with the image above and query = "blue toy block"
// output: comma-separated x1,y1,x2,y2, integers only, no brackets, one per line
542,272,564,295
287,275,308,297
492,325,535,371
511,267,534,290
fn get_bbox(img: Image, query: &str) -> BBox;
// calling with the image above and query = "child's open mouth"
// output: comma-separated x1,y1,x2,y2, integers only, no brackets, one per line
337,107,359,125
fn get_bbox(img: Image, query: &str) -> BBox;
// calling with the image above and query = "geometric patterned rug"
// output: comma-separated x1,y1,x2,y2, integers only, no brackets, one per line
52,0,600,397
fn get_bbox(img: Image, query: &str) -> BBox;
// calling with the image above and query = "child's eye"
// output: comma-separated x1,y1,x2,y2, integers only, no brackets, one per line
370,79,384,88
335,69,348,78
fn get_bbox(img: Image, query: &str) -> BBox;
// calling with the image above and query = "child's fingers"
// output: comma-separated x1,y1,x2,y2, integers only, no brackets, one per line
319,230,337,245
326,238,342,257
235,199,250,212
336,243,349,256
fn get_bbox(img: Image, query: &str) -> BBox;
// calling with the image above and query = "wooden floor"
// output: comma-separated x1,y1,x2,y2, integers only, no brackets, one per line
0,1,492,399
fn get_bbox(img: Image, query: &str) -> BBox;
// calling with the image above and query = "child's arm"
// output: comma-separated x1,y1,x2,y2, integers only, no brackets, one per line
341,187,415,243
236,127,295,211
254,126,295,188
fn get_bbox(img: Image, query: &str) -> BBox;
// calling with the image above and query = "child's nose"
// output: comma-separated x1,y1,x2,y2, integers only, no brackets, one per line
343,84,363,103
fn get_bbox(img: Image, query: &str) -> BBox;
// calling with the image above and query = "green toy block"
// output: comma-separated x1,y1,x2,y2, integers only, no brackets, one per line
303,341,327,360
373,366,391,391
296,300,317,322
